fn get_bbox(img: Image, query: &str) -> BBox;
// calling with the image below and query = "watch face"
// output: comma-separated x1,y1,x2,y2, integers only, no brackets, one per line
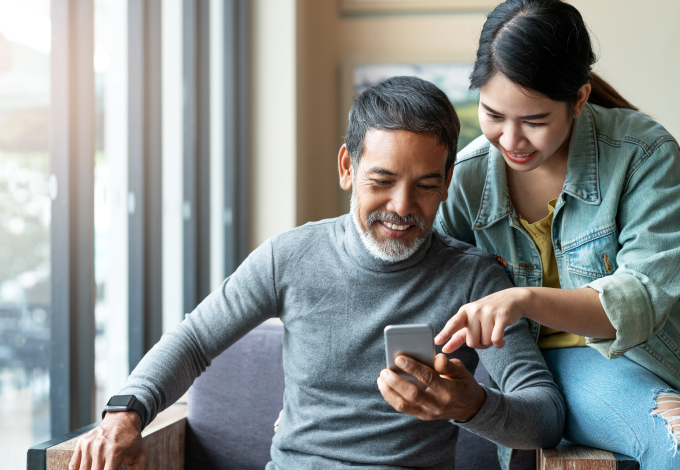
108,395,135,407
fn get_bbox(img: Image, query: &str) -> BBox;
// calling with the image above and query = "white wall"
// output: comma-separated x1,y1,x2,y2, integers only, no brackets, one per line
571,0,680,137
250,0,680,249
250,0,297,249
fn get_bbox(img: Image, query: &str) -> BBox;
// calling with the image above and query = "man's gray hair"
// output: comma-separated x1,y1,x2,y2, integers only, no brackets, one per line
345,76,461,173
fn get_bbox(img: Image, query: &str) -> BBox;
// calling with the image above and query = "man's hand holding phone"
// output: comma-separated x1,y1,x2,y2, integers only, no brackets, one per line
377,353,486,423
379,324,486,423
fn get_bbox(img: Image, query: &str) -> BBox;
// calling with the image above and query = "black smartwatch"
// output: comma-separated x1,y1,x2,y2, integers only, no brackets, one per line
102,395,148,429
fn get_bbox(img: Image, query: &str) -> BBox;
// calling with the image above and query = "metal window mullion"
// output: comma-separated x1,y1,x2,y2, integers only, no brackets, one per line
182,0,211,313
223,0,250,276
182,0,198,314
197,0,212,303
128,0,163,372
235,0,250,264
145,0,163,353
50,0,96,436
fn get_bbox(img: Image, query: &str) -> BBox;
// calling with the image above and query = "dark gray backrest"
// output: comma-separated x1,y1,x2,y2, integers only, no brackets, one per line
184,322,524,470
186,323,285,470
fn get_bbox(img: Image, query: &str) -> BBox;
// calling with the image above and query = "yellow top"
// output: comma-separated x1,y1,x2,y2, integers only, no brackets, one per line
519,199,586,349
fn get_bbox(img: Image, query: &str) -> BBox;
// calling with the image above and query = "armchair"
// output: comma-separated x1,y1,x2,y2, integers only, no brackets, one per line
29,323,630,469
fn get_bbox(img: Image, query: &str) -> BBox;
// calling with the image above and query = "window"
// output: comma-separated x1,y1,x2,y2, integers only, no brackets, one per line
0,0,52,466
93,0,129,414
12,2,251,464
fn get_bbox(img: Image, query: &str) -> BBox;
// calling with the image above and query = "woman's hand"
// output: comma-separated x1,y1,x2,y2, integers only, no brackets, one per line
435,287,531,353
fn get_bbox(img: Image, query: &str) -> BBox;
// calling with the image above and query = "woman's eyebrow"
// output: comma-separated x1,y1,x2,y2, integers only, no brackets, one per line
480,101,551,120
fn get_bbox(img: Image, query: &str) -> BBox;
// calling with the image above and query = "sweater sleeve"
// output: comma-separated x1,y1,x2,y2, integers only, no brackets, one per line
116,238,279,428
454,263,565,449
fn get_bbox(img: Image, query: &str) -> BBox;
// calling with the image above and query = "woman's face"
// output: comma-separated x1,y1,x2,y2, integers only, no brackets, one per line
478,73,581,172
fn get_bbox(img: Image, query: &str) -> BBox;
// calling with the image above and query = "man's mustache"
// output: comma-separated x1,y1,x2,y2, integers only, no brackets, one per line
366,211,427,230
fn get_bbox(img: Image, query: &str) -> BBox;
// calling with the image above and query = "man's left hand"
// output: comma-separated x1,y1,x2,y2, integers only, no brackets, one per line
377,354,486,423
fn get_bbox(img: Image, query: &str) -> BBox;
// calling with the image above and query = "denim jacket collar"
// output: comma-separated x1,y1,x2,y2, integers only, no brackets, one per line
472,103,601,231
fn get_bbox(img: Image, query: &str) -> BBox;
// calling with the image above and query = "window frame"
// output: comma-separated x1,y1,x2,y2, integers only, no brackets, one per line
46,0,250,437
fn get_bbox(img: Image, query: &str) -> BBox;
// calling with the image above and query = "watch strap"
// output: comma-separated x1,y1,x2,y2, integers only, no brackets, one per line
102,395,148,430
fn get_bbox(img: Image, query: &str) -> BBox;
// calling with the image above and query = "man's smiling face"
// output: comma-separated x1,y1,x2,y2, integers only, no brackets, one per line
339,128,453,262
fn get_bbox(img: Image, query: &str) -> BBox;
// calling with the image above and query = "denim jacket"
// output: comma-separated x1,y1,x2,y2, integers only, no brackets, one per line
435,103,680,469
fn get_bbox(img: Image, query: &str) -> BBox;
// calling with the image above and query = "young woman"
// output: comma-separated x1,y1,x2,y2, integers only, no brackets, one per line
433,0,680,468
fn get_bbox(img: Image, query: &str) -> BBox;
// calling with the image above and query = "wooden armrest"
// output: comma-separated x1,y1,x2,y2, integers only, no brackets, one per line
537,442,639,470
28,403,188,470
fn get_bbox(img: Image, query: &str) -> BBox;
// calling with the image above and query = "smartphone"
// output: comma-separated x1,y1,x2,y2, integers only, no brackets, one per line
384,324,435,390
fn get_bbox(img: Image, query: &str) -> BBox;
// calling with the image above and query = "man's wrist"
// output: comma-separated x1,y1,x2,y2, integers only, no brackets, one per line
454,383,487,423
103,394,147,430
102,410,143,433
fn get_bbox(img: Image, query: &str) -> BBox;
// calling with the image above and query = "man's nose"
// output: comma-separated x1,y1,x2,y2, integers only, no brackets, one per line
386,184,414,217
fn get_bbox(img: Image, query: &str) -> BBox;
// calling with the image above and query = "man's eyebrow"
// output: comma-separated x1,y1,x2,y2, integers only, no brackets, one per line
419,172,445,180
481,101,551,120
368,168,444,179
368,168,397,176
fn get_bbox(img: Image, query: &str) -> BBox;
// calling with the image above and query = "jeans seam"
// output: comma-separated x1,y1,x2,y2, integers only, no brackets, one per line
658,331,680,362
643,343,680,380
560,224,617,252
566,263,607,279
595,389,643,460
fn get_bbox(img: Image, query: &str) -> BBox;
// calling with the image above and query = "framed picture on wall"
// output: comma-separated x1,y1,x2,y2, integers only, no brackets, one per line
339,52,482,154
337,52,483,212
339,0,500,14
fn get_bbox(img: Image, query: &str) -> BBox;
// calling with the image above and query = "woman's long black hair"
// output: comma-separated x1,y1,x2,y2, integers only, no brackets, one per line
470,0,637,110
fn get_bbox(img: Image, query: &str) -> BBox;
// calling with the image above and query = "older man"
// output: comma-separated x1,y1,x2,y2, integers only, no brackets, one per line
70,76,563,470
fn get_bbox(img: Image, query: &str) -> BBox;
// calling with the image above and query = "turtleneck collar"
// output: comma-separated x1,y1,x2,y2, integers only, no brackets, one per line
341,213,434,273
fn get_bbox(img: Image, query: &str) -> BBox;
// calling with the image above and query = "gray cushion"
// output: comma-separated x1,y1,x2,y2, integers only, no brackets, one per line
186,324,285,470
185,323,534,470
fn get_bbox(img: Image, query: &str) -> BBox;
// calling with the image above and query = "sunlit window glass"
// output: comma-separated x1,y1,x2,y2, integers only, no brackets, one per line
94,0,129,414
0,0,52,467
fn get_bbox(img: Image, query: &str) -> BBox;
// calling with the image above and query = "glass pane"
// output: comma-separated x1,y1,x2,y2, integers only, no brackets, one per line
94,0,129,414
0,0,51,466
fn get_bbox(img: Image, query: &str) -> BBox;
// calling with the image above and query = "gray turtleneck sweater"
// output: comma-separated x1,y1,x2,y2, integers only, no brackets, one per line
119,214,564,469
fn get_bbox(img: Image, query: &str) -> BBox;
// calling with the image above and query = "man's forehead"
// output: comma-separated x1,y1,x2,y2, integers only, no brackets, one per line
360,129,447,174
363,128,443,148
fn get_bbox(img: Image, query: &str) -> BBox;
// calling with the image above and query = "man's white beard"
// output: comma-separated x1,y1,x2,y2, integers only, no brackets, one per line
350,191,429,263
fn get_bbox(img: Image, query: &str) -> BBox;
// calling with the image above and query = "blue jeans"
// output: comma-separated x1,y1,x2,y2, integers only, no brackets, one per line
543,347,680,470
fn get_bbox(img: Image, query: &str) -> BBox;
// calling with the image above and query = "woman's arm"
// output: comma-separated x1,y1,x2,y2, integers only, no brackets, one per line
435,286,615,352
438,137,680,354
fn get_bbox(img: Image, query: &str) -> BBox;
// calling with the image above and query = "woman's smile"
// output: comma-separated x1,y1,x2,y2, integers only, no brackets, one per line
503,148,539,164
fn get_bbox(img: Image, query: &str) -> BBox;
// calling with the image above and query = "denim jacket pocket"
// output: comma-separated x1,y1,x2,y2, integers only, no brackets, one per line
564,226,619,281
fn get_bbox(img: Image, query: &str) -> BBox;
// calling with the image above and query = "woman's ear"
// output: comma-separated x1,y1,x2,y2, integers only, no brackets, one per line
338,144,354,191
573,83,592,118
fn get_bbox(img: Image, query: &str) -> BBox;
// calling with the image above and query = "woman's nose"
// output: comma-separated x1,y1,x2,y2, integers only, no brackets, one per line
499,123,525,151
